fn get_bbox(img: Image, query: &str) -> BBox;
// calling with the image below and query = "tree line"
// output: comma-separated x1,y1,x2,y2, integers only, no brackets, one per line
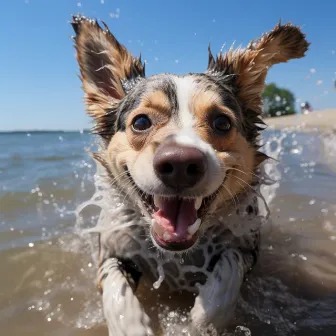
262,83,296,118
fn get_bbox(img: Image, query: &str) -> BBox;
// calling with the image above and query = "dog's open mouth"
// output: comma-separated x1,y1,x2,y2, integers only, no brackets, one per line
143,195,211,252
152,197,201,251
126,171,224,252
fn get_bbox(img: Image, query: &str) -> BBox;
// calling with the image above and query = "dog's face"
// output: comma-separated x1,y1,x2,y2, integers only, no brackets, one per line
101,73,256,252
72,16,308,252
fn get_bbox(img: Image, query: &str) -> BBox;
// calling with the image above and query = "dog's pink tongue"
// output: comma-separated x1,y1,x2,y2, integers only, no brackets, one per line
153,199,197,239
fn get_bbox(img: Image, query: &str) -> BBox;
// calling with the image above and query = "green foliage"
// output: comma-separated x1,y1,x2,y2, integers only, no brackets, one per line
262,83,296,117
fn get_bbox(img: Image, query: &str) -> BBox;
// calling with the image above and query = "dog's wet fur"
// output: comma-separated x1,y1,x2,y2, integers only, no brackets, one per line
71,15,309,334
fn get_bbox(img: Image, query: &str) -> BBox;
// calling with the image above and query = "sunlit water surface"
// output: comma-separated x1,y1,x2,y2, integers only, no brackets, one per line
0,129,335,335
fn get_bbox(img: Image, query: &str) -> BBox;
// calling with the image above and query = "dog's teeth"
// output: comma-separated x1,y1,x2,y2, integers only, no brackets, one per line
194,197,202,210
163,232,171,241
187,218,201,236
154,195,161,208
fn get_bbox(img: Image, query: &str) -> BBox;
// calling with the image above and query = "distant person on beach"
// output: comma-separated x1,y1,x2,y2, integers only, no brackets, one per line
301,101,313,114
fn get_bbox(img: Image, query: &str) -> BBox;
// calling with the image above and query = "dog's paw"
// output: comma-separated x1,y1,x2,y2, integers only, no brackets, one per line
190,249,244,331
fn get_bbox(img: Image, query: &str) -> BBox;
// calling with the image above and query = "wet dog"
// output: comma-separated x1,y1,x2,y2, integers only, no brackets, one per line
71,16,308,335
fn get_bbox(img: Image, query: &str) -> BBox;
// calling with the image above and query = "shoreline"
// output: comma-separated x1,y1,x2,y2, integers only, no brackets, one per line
264,108,336,174
264,108,336,133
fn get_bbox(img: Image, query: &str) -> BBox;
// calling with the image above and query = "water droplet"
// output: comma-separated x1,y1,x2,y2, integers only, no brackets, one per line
234,326,252,335
153,264,165,289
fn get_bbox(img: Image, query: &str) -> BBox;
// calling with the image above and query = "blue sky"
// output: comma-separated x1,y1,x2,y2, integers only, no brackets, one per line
1,0,335,131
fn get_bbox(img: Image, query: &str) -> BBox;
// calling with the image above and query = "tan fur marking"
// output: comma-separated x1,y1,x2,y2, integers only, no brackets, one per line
121,91,175,151
192,91,238,152
107,132,133,168
142,91,171,114
212,134,256,209
191,89,255,201
192,90,222,113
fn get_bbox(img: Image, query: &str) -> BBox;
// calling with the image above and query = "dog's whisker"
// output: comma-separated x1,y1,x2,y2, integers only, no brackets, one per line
227,166,260,180
229,174,254,191
235,180,249,196
222,184,239,208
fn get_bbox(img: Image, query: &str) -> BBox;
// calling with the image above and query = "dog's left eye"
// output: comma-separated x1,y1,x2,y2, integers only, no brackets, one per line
212,115,231,134
132,115,152,132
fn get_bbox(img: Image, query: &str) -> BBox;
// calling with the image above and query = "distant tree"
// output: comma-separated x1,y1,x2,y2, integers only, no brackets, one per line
262,83,296,117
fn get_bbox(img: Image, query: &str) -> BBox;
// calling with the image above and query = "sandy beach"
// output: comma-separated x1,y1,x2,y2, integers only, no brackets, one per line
264,108,336,132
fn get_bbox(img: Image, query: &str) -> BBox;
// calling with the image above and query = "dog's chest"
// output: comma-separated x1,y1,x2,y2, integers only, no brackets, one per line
100,219,242,292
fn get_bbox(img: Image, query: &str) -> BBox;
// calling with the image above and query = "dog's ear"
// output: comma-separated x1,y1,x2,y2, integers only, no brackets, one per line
207,23,309,112
71,15,145,121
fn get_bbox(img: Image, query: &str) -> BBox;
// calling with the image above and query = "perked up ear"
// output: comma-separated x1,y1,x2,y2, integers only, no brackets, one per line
207,22,309,112
71,15,145,120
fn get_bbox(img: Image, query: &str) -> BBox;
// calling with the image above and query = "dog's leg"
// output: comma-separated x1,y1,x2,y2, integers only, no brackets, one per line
190,247,256,333
98,257,154,336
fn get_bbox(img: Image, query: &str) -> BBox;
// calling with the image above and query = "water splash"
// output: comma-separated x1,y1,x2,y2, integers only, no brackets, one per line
27,129,336,334
153,264,165,289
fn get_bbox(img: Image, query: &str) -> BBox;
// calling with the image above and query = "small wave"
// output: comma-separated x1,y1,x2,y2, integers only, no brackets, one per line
34,155,82,162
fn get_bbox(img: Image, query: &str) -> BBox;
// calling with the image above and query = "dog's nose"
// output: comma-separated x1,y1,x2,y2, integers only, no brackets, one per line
153,142,206,189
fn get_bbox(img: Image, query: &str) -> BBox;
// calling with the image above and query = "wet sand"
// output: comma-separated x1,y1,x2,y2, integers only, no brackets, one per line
265,108,336,133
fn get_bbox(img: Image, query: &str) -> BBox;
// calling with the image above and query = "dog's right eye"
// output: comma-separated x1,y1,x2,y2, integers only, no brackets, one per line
212,115,231,134
131,115,152,132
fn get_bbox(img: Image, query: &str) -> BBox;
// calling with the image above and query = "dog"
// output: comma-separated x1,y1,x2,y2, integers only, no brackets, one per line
71,15,309,335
